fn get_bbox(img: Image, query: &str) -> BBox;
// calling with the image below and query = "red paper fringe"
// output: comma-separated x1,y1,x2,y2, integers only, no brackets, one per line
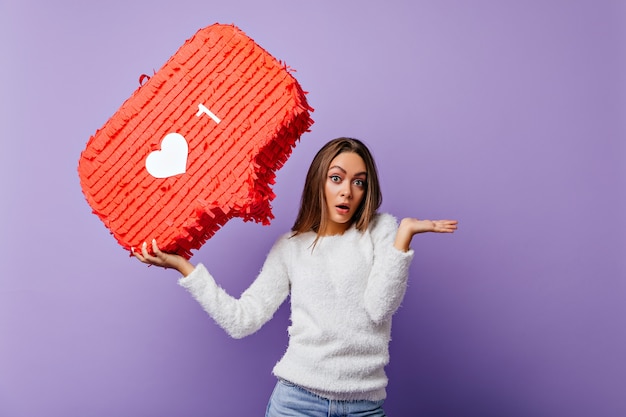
78,23,314,259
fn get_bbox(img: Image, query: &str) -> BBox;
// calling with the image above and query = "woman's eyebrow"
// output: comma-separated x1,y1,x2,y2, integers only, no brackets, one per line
328,165,347,174
328,165,368,177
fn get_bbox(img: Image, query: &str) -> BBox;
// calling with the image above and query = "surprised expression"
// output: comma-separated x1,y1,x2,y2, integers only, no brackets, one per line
323,152,367,235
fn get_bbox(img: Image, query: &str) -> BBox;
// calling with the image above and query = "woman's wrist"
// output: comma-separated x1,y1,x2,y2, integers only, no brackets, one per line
394,225,412,252
174,258,196,277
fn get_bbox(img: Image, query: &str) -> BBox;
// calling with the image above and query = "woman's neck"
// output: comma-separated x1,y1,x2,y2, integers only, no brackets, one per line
319,221,352,236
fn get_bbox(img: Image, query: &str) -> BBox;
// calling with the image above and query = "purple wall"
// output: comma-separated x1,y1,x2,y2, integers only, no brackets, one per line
1,1,624,416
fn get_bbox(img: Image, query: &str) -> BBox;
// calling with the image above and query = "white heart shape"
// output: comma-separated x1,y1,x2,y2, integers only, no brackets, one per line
145,133,188,178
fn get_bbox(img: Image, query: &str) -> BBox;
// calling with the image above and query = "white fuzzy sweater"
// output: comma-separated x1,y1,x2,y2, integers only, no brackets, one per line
178,213,414,401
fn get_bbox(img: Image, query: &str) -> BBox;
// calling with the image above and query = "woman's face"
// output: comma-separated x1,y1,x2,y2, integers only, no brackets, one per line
322,151,367,235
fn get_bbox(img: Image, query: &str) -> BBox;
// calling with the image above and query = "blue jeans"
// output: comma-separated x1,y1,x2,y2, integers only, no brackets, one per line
265,379,387,417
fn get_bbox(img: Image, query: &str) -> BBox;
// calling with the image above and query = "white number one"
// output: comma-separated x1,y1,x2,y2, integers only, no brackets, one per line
196,103,221,124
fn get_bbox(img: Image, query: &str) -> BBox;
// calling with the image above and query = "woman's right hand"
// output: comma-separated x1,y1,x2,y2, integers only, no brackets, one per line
132,239,195,277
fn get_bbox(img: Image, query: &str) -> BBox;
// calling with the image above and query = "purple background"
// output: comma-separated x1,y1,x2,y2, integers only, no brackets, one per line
1,1,624,416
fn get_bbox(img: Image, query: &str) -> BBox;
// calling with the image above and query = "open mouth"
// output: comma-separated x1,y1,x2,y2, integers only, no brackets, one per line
335,204,350,214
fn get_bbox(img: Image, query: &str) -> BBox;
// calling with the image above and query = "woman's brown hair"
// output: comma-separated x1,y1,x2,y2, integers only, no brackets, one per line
292,137,382,236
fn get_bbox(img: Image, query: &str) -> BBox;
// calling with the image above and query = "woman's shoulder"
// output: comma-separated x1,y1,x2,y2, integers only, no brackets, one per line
272,229,314,250
370,212,400,230
366,212,400,242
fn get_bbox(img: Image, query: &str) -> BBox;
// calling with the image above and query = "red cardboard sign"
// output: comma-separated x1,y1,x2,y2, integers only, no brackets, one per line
78,23,313,258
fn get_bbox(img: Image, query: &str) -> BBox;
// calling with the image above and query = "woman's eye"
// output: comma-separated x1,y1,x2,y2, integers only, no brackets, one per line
354,179,365,187
330,175,341,183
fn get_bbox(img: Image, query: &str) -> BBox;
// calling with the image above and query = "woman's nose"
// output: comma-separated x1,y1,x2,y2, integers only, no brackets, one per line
340,184,352,198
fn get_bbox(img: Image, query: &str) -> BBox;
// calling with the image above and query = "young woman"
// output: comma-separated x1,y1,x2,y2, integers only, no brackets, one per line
134,137,458,416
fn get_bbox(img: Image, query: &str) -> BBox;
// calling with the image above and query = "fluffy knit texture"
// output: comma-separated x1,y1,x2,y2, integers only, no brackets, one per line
178,213,414,401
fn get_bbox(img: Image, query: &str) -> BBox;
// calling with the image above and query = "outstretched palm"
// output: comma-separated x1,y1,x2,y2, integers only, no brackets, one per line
400,218,458,234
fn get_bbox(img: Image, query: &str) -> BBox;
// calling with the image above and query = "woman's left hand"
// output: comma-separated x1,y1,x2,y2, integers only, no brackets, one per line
400,218,458,234
394,218,458,251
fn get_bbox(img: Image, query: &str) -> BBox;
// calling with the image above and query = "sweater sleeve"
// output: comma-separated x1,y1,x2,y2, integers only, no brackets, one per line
363,213,415,324
177,236,291,339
